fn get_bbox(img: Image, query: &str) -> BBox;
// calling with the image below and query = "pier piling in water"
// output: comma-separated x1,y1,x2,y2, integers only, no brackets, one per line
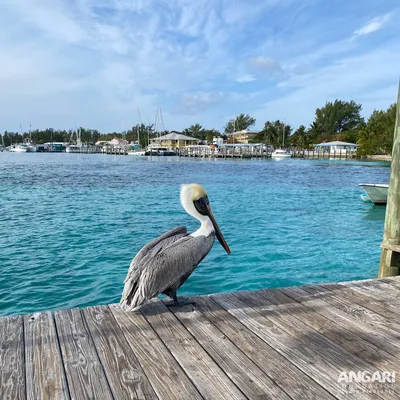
379,81,400,278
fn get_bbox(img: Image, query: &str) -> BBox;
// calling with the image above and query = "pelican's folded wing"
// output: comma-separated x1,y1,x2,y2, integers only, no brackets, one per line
121,234,213,311
123,226,187,284
121,226,188,305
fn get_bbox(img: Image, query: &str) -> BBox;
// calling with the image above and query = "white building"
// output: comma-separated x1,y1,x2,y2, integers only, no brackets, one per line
213,137,224,146
315,141,358,153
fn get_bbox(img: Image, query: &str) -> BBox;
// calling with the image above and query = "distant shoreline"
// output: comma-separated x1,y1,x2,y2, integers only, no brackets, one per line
360,155,392,162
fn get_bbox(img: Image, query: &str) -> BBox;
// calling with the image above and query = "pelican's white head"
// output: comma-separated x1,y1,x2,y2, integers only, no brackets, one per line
180,183,207,220
180,184,231,254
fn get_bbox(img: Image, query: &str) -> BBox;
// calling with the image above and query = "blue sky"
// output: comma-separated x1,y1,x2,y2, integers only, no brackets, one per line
0,0,399,133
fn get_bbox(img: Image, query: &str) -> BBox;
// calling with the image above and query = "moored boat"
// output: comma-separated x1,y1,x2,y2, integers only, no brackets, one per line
359,184,388,205
271,149,292,158
10,144,29,152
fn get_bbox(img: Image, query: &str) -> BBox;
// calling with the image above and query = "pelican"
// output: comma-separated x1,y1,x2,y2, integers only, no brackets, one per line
120,183,231,311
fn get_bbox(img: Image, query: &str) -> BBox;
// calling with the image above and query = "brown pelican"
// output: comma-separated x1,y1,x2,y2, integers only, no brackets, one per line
120,183,231,311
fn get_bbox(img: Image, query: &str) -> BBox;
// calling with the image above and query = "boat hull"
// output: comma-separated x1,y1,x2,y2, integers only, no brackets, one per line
10,146,28,152
271,149,292,158
271,154,292,158
359,184,388,205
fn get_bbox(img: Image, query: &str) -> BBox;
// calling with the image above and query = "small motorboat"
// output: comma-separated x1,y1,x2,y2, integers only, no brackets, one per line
359,184,388,205
271,149,292,158
10,144,29,152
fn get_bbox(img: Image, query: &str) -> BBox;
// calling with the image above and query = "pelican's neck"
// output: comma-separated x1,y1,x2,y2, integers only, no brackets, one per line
190,216,214,237
180,184,214,237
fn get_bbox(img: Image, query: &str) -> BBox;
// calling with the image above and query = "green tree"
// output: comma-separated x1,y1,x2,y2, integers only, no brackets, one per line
182,123,205,140
203,129,221,143
252,120,291,147
224,114,256,133
289,125,309,148
313,100,364,138
357,103,396,155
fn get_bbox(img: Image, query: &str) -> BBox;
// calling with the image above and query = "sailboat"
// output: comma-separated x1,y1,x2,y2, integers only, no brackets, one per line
1,134,6,151
127,108,146,156
66,128,85,153
25,125,37,152
271,123,292,158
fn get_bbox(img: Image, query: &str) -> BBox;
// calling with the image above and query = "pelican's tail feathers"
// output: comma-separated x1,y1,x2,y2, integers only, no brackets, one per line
120,277,147,312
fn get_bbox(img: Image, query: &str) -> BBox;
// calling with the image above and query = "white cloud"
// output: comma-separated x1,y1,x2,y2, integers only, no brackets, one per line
177,92,226,114
252,44,400,129
236,75,256,83
354,13,392,36
0,0,398,133
246,56,286,81
249,57,281,70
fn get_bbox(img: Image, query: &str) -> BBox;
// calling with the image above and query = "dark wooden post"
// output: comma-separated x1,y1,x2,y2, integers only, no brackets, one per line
379,81,400,278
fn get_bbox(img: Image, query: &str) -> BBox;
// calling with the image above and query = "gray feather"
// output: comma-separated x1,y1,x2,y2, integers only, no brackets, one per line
121,226,215,311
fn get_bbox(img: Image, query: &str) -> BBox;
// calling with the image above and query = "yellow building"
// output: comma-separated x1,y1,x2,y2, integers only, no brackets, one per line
150,132,201,149
227,129,260,144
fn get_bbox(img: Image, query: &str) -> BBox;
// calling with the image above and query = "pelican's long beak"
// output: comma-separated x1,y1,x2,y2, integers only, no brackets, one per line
194,196,231,254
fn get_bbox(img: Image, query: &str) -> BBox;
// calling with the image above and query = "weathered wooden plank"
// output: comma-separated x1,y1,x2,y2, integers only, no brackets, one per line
380,277,400,288
382,277,400,292
83,306,157,400
341,279,400,303
54,308,113,400
252,288,400,373
301,284,400,336
280,285,400,357
0,315,25,400
321,281,400,320
140,300,246,400
110,304,202,400
24,312,69,400
193,296,336,400
170,301,292,400
212,292,391,400
235,289,400,399
381,243,400,253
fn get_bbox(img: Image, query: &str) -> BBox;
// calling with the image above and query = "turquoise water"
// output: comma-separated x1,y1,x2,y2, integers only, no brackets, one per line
0,153,390,317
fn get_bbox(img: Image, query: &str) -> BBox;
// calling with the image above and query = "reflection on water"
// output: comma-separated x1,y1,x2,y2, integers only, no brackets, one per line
361,205,386,221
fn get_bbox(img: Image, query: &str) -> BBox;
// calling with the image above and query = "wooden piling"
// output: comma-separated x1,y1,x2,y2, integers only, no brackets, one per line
379,81,400,278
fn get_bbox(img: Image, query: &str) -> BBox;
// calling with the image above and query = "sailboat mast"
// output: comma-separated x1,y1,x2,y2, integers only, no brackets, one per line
137,107,142,145
147,117,151,147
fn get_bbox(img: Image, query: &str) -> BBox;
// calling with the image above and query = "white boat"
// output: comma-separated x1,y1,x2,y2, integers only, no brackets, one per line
10,144,29,152
127,150,146,156
145,146,177,156
24,139,37,152
66,144,82,153
271,149,292,158
25,126,37,152
271,123,291,158
359,184,388,205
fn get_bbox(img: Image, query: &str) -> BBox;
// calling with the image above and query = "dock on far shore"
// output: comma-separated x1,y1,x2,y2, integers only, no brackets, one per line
2,276,400,399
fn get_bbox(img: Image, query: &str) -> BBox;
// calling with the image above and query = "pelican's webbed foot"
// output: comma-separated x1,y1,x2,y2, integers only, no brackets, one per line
164,294,195,308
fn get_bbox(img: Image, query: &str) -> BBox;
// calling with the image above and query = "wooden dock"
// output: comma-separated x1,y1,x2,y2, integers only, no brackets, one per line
2,277,400,399
177,146,357,160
